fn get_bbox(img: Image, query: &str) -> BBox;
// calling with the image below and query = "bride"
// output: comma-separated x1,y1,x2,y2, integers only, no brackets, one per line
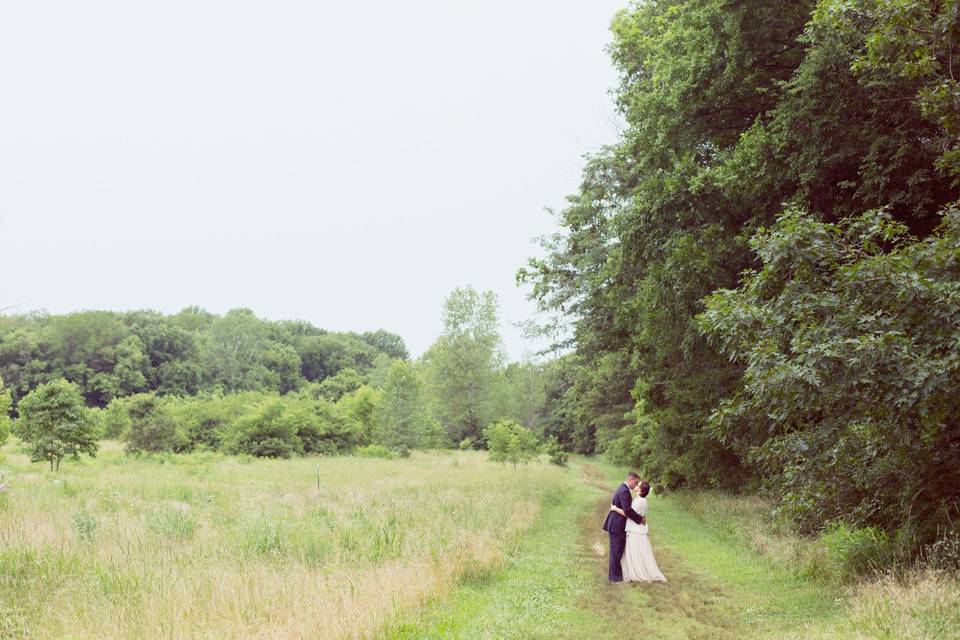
609,480,667,583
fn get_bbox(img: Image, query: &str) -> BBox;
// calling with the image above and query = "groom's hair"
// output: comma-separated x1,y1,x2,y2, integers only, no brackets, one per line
626,471,640,481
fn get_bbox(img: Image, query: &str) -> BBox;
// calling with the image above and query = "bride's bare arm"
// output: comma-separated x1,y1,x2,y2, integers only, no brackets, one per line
609,505,626,517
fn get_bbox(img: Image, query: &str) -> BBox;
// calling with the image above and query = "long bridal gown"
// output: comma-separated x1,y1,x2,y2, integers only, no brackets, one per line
622,495,667,583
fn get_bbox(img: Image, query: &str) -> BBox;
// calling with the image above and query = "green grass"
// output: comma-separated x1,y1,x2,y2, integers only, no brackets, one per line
383,467,619,639
386,457,855,640
0,441,573,639
3,442,957,639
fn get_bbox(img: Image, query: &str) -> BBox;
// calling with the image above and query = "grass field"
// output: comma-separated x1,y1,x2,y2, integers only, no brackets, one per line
0,442,572,639
2,444,958,639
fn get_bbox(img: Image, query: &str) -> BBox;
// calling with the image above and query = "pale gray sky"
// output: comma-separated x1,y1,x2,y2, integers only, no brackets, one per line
0,0,624,360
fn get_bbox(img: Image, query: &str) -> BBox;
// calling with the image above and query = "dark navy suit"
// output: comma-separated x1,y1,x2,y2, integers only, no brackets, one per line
601,482,644,582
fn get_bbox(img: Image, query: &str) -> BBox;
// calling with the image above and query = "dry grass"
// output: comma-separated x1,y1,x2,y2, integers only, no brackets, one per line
848,570,960,640
0,442,570,639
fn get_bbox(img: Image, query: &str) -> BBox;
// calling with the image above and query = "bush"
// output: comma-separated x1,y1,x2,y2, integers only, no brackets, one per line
124,394,188,454
698,207,960,545
924,530,960,573
544,437,569,466
295,399,362,455
0,377,11,448
223,400,303,458
819,524,893,582
354,444,395,459
97,398,132,439
171,391,266,451
483,419,540,467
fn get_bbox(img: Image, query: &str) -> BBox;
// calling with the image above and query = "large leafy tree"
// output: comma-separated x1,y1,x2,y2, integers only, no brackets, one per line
14,379,97,470
422,288,504,446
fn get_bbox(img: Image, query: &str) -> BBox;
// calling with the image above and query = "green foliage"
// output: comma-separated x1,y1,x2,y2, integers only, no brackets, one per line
223,399,304,458
310,368,366,402
360,330,409,360
698,206,960,544
489,361,548,431
97,397,133,439
520,0,959,556
819,524,893,582
543,437,568,466
339,385,381,445
423,287,504,445
123,393,187,454
0,377,11,447
374,361,445,452
354,444,395,459
293,398,362,455
14,380,98,470
483,419,540,467
0,308,405,407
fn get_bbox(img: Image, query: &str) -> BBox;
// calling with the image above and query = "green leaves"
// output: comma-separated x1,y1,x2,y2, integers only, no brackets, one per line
422,288,505,445
483,419,540,467
699,205,960,540
14,379,98,470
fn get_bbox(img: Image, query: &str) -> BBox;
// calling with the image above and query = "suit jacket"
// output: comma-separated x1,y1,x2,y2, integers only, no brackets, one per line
602,483,643,534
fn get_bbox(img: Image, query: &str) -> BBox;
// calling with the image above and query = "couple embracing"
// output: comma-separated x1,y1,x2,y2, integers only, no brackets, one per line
602,471,667,583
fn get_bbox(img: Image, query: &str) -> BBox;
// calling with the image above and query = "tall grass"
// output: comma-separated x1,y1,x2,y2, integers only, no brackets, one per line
672,491,960,638
0,441,568,639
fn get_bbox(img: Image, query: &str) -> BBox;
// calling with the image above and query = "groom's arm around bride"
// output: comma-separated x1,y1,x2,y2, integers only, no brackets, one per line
602,472,644,582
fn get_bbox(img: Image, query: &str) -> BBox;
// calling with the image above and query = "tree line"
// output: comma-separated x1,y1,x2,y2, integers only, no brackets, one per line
0,291,555,467
0,307,408,406
521,0,960,549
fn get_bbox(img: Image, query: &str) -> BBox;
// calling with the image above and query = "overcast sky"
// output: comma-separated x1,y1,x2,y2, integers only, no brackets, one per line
0,0,625,360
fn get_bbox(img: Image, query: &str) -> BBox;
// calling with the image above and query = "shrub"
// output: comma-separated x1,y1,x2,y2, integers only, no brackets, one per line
223,400,302,458
124,393,188,454
698,207,960,545
0,377,11,447
483,419,540,467
295,399,362,455
820,523,893,582
97,398,132,439
354,444,395,459
925,529,960,573
544,437,569,466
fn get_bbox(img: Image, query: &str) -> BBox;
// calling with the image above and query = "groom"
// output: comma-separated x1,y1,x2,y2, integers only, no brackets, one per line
601,471,645,582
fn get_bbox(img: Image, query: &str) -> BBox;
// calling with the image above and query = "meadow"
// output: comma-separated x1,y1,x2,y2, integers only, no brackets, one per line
3,445,959,640
0,443,571,639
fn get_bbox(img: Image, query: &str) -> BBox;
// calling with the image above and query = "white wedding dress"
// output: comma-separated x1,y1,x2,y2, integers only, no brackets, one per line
622,495,667,582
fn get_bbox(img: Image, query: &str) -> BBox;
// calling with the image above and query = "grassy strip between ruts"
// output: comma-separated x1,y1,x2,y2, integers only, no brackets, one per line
384,457,861,640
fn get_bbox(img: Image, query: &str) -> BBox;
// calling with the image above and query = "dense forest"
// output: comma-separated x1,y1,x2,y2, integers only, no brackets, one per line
520,0,960,548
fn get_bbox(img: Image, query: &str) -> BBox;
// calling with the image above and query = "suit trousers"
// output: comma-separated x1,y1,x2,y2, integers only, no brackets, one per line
608,531,626,582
